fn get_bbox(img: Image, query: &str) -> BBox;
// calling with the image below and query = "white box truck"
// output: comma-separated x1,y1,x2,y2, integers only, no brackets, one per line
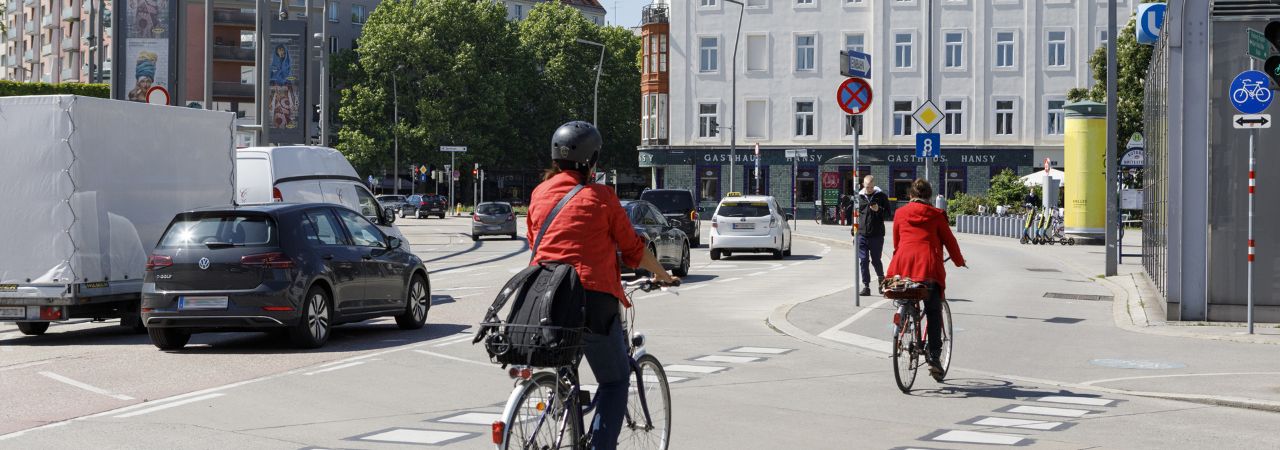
0,95,237,335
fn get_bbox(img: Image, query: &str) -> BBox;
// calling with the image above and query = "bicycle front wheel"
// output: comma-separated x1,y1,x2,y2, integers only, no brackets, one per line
618,354,671,450
936,301,954,381
499,372,580,450
892,319,918,393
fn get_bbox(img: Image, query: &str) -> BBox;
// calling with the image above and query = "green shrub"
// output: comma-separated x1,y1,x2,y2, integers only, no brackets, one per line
987,168,1026,208
0,81,110,98
946,193,994,223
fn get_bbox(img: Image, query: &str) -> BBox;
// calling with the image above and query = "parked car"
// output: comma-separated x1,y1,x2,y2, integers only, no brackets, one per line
234,146,407,249
708,193,793,260
639,189,703,247
620,200,690,277
405,194,448,219
141,203,431,350
472,202,518,241
377,195,408,214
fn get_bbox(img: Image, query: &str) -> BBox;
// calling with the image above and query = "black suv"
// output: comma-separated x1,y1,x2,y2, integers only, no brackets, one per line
639,189,702,247
142,203,431,350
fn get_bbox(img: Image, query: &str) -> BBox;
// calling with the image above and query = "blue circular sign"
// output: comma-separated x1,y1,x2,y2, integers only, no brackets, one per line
1230,70,1273,114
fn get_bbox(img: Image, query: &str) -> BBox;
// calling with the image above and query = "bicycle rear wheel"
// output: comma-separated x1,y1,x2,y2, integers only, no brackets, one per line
618,354,671,450
892,318,918,393
499,372,580,450
934,301,954,382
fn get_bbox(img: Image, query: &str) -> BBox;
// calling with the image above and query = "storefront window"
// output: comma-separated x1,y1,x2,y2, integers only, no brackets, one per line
944,167,966,199
891,167,916,201
796,168,816,203
699,166,721,202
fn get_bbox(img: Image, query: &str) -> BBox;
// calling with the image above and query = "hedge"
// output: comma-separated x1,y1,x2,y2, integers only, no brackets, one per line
0,81,110,98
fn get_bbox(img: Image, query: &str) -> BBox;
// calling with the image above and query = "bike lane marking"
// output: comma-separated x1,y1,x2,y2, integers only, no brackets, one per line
995,405,1096,418
114,393,225,418
725,346,794,355
38,371,134,401
962,416,1072,432
921,429,1031,446
663,364,728,374
693,355,762,364
1032,396,1118,407
347,428,476,446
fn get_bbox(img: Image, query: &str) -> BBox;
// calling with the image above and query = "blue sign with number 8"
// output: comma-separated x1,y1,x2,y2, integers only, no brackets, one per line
916,133,941,158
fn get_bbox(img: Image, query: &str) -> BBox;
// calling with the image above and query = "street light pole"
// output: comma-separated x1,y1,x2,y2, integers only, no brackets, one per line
1105,0,1118,276
724,0,744,194
575,38,606,126
393,71,399,197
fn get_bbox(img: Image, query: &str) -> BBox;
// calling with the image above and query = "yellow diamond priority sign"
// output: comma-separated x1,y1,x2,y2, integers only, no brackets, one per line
912,100,944,132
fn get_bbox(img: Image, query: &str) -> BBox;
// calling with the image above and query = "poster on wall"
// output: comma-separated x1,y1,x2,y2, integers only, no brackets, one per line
267,20,308,145
114,0,177,104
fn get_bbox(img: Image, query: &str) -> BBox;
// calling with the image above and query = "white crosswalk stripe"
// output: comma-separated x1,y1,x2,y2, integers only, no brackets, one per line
663,364,728,374
1003,405,1094,418
929,429,1030,446
694,355,762,363
1032,395,1118,407
971,416,1067,431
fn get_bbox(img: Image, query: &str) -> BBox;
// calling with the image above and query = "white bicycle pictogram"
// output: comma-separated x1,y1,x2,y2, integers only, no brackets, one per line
1233,80,1272,105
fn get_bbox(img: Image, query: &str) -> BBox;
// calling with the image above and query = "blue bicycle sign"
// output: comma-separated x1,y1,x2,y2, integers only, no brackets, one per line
1230,70,1274,114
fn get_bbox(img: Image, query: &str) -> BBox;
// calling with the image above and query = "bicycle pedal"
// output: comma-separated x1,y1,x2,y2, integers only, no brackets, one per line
578,390,591,405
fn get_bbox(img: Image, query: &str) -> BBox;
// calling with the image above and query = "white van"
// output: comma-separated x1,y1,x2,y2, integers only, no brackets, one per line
235,146,408,247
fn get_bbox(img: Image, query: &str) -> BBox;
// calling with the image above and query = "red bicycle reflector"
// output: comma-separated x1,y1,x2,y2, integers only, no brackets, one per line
892,312,902,326
491,421,505,444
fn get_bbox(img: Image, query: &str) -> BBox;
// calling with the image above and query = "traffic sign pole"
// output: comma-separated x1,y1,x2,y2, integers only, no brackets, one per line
852,120,860,308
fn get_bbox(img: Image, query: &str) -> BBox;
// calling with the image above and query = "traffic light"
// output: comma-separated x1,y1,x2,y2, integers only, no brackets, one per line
473,163,479,177
1266,21,1280,85
312,104,321,123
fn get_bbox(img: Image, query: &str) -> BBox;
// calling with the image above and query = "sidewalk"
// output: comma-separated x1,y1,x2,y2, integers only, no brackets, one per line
783,227,1280,412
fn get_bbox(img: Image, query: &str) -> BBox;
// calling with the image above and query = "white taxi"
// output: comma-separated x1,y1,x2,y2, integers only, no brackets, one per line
708,193,793,260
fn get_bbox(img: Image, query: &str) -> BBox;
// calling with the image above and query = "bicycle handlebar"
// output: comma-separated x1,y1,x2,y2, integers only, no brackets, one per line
624,277,682,293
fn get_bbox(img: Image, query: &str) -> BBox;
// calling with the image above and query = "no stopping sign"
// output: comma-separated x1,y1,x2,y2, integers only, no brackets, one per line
837,78,873,115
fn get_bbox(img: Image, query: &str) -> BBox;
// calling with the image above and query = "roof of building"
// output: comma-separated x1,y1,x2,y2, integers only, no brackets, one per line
557,0,606,12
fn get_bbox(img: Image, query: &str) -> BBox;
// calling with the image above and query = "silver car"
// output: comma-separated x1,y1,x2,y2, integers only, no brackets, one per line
472,202,518,241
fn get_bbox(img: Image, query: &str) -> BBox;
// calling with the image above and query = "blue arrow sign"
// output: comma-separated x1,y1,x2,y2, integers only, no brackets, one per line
916,133,940,158
841,50,872,79
1135,3,1167,45
1230,70,1273,114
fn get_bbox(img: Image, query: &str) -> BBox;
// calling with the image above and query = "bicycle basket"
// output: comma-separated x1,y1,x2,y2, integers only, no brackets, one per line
481,322,587,368
881,277,930,301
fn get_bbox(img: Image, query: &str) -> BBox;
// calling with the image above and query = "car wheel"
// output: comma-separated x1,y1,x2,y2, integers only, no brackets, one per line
471,234,480,242
289,286,332,349
772,248,784,260
16,321,49,336
439,213,446,219
148,327,190,350
395,275,430,330
510,233,518,240
710,249,721,261
673,243,690,277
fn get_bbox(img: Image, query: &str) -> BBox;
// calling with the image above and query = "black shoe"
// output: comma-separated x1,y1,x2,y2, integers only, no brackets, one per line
926,351,944,381
859,286,871,296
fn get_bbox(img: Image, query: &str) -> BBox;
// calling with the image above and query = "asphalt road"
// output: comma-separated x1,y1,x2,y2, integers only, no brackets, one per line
2,217,1277,449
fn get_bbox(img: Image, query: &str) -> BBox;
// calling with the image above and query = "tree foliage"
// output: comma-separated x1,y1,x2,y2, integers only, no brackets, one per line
0,81,110,98
1066,11,1157,150
336,0,641,176
987,168,1027,208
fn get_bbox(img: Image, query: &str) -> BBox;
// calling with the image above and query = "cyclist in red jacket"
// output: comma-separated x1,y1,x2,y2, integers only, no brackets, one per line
527,121,676,450
886,179,966,378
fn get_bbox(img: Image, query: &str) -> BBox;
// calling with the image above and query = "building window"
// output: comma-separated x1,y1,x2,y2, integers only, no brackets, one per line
659,35,668,72
747,0,768,7
658,95,668,139
892,167,916,200
699,37,719,73
327,1,338,22
995,100,1015,136
351,5,365,24
995,31,1015,68
794,101,815,137
894,33,912,69
944,168,966,199
944,32,963,68
796,169,816,203
1046,99,1065,136
844,114,864,136
795,34,815,71
845,33,864,54
943,100,963,135
699,166,721,202
746,100,767,139
746,34,767,71
700,0,718,7
698,103,719,138
845,0,864,4
796,0,814,6
893,100,913,136
1047,31,1067,67
1097,28,1108,50
515,4,523,19
328,36,337,53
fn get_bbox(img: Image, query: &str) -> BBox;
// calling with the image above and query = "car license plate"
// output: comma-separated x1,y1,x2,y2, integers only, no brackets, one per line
732,223,755,230
0,284,16,292
179,296,228,310
487,225,502,231
0,306,24,319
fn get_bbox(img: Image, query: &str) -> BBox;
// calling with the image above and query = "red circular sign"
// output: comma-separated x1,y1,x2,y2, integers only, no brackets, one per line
837,78,873,115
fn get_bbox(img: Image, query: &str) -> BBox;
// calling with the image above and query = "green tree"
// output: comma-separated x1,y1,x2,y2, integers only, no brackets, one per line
1066,9,1158,150
987,168,1026,207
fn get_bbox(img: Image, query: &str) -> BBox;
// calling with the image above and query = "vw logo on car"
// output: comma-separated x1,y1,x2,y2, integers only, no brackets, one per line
198,257,210,270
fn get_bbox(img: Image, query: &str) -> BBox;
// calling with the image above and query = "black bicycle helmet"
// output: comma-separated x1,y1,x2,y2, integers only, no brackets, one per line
550,121,602,166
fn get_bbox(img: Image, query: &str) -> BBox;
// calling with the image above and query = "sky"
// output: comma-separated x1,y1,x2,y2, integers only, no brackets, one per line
606,0,650,29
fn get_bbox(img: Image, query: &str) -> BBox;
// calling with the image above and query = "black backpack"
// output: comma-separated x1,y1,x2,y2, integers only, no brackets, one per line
475,184,587,367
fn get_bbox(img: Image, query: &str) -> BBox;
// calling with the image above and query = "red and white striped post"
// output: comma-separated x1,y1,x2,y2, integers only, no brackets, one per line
1248,143,1255,334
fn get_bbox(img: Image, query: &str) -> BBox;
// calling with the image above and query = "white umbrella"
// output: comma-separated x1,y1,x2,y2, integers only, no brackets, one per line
1021,169,1066,187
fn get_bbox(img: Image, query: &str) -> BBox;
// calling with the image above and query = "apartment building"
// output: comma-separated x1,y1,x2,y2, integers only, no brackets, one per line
2,0,111,83
501,0,606,24
640,0,1138,216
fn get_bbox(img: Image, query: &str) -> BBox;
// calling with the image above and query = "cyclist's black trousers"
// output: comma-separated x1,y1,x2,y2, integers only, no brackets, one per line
924,284,943,359
582,290,630,450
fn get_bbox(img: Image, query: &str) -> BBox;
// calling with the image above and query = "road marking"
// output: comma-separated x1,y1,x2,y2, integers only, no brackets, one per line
819,298,891,339
433,335,476,347
1080,371,1280,387
352,428,475,445
970,416,1068,431
927,429,1029,446
681,285,708,292
1000,405,1094,418
434,286,489,292
726,346,794,355
817,329,891,354
714,277,742,284
304,361,366,376
435,412,503,425
693,355,761,364
114,393,225,418
663,364,728,374
789,262,805,266
38,372,134,401
413,349,492,367
747,272,768,277
1033,396,1117,407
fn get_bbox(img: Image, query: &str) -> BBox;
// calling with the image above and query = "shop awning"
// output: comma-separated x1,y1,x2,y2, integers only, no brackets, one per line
1021,169,1066,187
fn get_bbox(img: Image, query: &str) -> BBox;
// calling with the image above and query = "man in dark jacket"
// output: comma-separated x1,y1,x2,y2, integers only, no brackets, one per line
853,175,890,295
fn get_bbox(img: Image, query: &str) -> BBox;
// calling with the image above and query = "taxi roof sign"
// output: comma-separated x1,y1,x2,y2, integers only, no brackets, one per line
726,192,743,197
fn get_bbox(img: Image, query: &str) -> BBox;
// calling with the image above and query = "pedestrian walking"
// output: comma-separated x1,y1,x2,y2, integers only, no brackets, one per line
853,175,890,296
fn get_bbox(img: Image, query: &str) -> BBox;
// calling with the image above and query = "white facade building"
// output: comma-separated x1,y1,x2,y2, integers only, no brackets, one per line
502,0,606,24
640,0,1138,216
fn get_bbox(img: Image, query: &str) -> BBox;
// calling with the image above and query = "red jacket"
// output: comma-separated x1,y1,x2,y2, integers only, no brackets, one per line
886,201,966,292
528,171,647,306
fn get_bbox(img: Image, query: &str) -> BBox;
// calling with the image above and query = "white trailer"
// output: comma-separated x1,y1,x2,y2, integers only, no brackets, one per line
0,95,237,335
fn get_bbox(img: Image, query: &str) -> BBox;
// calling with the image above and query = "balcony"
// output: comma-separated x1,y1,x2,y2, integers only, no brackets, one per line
23,0,36,7
213,81,255,99
40,72,51,83
63,6,81,21
5,27,17,41
641,4,668,25
23,49,34,62
82,1,91,15
62,37,79,51
212,44,254,62
212,10,254,27
43,14,56,29
60,66,75,81
5,0,17,13
0,55,8,67
25,20,38,35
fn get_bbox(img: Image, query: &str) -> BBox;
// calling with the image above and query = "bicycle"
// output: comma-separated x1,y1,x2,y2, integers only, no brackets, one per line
882,274,953,393
1233,80,1273,104
487,278,678,450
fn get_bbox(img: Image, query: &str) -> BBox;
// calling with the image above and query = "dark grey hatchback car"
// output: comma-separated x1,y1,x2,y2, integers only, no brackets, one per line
142,203,431,350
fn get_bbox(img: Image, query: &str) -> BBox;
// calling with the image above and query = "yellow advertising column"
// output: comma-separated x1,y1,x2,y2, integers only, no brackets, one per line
1063,101,1107,238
